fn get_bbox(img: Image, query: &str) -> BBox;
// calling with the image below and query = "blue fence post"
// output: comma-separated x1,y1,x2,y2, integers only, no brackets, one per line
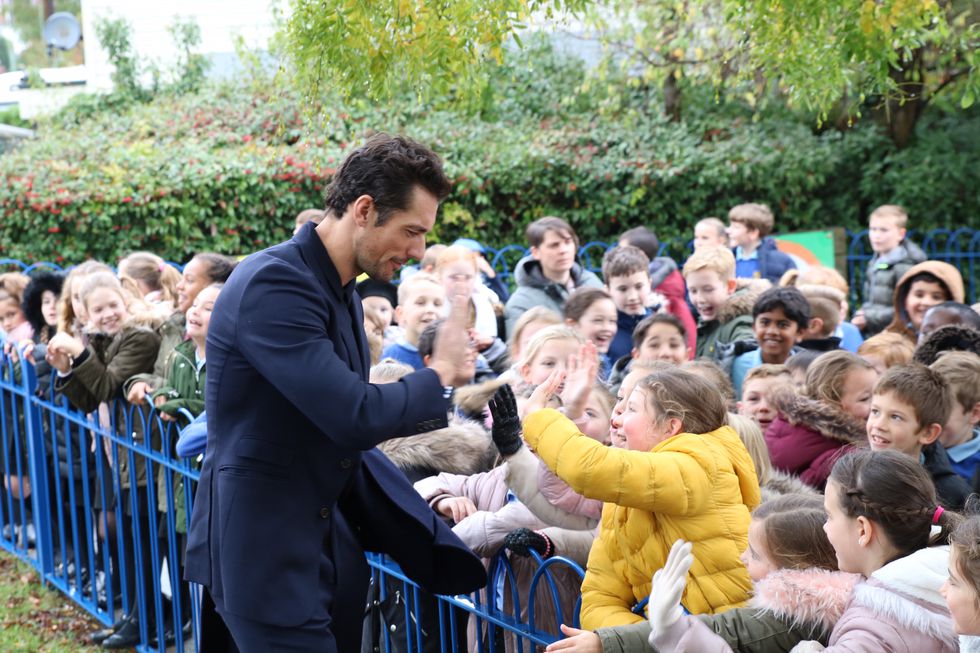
19,356,55,577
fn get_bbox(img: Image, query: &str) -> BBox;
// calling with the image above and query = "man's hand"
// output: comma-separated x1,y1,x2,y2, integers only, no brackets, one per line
488,384,523,456
648,539,694,644
428,295,472,387
127,381,153,405
435,496,477,524
544,624,601,652
851,310,866,330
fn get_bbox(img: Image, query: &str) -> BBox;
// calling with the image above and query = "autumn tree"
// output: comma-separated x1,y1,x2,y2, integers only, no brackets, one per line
280,0,977,147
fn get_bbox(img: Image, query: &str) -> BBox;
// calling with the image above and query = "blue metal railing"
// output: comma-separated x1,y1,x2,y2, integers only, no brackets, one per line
483,228,980,305
0,341,586,652
2,228,978,303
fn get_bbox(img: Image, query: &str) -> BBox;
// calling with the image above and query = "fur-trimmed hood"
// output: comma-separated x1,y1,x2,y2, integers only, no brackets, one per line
717,278,771,324
21,270,64,339
760,468,820,503
750,568,859,635
769,389,867,446
378,416,496,483
847,545,957,648
887,260,966,341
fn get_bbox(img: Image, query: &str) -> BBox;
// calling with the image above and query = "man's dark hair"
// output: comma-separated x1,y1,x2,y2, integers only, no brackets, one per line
323,134,451,225
526,216,578,249
619,227,660,261
752,287,811,330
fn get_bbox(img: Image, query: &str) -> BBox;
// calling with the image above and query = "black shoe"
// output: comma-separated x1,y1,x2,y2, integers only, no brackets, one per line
101,618,143,649
88,614,128,645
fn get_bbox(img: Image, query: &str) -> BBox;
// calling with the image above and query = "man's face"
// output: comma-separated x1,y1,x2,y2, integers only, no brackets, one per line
531,229,576,280
918,307,960,344
354,186,438,282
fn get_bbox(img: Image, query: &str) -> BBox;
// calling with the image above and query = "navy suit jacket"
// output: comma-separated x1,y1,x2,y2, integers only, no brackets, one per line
184,224,485,649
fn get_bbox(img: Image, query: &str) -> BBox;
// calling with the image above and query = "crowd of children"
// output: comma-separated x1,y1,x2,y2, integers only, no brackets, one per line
2,199,980,652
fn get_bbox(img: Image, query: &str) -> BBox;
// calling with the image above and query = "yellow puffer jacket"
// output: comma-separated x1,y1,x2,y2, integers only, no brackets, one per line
523,409,760,629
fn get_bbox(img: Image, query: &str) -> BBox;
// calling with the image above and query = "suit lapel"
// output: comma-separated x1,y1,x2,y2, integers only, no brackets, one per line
296,223,368,380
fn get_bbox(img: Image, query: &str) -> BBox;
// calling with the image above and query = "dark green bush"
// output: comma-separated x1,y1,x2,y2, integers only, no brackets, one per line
0,41,976,265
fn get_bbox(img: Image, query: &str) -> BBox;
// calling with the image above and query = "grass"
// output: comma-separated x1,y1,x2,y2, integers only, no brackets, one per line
0,549,103,652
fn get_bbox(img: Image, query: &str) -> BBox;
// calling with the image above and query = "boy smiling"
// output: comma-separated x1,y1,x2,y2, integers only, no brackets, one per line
866,364,971,508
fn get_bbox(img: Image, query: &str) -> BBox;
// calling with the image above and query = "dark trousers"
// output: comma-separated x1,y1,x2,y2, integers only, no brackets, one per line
200,588,337,653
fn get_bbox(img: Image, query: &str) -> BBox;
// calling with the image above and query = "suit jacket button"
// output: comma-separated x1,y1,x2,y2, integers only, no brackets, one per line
319,508,329,519
340,458,352,469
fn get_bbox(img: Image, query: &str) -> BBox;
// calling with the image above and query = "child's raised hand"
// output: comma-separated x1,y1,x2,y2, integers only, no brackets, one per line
648,539,694,644
488,384,523,456
544,624,601,652
561,341,598,421
522,369,565,419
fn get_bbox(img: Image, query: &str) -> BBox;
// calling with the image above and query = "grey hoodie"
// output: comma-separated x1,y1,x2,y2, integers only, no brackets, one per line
503,256,603,335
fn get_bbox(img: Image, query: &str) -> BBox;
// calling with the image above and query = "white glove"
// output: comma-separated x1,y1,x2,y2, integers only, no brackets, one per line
789,642,826,653
648,539,694,644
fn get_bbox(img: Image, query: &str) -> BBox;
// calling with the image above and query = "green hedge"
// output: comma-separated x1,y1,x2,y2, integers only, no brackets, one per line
1,49,977,264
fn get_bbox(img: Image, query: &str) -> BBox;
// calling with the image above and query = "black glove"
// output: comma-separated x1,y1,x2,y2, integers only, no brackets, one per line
488,384,522,456
504,528,553,558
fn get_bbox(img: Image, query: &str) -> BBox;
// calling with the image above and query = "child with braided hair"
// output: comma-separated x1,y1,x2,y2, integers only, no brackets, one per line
790,449,960,652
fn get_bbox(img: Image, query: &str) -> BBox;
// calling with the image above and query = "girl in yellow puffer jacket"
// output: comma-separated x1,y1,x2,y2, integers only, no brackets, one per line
517,365,761,630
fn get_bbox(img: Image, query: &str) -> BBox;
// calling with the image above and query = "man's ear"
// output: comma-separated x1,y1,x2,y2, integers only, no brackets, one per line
394,305,405,327
351,194,375,228
529,245,541,261
422,354,432,367
918,423,943,447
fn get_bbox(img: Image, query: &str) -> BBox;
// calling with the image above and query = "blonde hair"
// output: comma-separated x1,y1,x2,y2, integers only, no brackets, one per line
635,368,728,435
680,359,735,409
682,245,735,281
794,265,850,296
869,204,908,230
434,245,478,273
370,358,414,383
743,363,790,386
729,203,775,237
858,332,914,369
118,251,181,304
57,261,113,336
519,325,585,370
78,271,132,309
805,351,874,406
590,382,616,422
695,217,727,238
798,284,845,336
930,351,980,413
419,244,447,272
728,412,771,485
0,272,30,307
507,306,562,355
396,272,444,305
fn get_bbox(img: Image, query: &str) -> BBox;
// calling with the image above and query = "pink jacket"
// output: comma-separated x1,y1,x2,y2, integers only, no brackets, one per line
414,466,586,650
651,567,859,652
819,546,957,653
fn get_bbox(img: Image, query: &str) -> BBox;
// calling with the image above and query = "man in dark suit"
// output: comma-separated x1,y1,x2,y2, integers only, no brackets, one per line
184,135,486,652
